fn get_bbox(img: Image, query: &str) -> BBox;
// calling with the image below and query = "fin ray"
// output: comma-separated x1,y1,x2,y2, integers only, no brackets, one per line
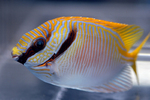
130,32,150,85
115,25,143,52
80,66,132,93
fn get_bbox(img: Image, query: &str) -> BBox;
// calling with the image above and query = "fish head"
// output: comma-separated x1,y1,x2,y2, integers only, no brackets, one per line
11,21,59,69
11,19,77,84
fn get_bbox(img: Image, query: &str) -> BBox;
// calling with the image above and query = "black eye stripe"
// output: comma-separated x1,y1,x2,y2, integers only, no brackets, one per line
17,48,35,64
40,29,77,64
17,37,46,64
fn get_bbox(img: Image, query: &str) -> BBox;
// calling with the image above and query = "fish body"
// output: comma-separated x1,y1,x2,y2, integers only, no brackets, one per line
11,17,150,93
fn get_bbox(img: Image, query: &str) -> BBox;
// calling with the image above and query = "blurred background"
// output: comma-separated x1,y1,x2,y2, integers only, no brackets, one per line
0,0,150,100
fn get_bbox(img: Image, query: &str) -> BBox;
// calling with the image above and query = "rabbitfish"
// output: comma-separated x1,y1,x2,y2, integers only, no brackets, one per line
11,17,150,93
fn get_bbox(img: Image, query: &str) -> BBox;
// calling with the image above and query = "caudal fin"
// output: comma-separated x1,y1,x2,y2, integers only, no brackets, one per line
131,33,150,59
114,24,149,84
130,32,150,84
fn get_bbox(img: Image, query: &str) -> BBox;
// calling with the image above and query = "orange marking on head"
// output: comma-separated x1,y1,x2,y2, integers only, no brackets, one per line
18,39,28,47
25,33,34,39
34,28,43,36
37,26,47,37
30,30,39,37
22,36,30,43
16,43,26,50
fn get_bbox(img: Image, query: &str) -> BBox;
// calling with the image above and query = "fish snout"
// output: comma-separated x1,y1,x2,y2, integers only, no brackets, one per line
11,47,25,65
11,51,19,61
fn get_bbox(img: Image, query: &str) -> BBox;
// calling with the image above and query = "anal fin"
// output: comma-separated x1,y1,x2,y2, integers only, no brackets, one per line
81,66,132,93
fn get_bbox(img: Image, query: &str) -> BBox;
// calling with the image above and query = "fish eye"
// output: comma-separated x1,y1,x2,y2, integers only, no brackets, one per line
33,37,46,52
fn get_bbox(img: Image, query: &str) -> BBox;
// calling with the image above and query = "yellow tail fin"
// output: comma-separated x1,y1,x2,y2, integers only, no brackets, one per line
114,24,149,84
130,32,150,84
131,33,150,59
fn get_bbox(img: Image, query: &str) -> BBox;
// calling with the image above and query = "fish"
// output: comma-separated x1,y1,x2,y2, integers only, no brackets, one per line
11,16,150,93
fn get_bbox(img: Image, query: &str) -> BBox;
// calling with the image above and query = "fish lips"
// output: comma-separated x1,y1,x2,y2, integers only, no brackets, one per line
11,52,27,65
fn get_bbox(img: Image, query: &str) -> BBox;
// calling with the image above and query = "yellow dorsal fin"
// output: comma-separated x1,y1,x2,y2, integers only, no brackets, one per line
55,16,128,30
115,25,143,52
131,32,150,59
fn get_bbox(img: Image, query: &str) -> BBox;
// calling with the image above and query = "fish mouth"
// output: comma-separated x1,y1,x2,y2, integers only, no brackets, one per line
11,53,26,65
12,55,19,61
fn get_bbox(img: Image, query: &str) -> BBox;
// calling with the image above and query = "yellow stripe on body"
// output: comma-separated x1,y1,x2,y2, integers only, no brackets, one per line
107,34,113,70
65,21,78,75
54,21,77,75
97,27,105,75
94,26,102,76
89,24,96,76
94,25,101,76
71,22,86,75
82,23,91,76
61,21,68,40
80,23,100,76
108,37,115,69
88,23,95,75
52,20,62,46
105,30,126,51
100,29,108,75
70,22,81,75
43,20,55,32
105,30,112,73
103,29,133,64
50,21,67,65
77,22,86,75
72,22,82,75
74,22,85,75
